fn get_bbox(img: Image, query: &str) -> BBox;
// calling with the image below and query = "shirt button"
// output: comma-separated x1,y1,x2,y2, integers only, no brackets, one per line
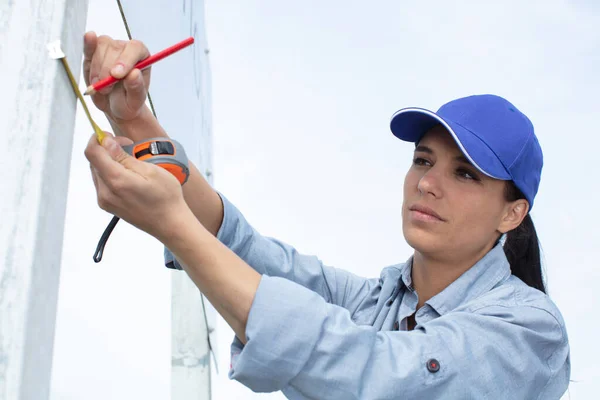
393,321,399,330
426,358,440,373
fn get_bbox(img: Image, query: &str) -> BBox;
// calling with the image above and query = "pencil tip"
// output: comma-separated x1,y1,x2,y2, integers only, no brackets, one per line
83,86,94,96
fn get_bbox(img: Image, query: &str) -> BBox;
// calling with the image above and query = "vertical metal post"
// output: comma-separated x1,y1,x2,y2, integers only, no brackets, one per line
0,1,90,399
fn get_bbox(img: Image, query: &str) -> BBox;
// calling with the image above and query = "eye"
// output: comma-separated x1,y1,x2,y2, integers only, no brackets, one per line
456,167,480,181
413,157,432,167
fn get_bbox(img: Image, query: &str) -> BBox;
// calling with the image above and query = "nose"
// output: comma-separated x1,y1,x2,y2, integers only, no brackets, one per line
417,168,442,199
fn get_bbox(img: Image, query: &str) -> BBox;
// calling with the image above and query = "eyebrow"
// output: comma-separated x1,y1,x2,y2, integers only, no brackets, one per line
414,145,473,165
415,145,433,154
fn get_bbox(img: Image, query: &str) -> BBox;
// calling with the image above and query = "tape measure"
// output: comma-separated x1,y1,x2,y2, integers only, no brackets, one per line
122,137,190,184
93,137,190,263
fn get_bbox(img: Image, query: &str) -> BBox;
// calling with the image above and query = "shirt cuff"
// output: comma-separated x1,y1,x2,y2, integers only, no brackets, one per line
228,274,327,393
164,191,240,270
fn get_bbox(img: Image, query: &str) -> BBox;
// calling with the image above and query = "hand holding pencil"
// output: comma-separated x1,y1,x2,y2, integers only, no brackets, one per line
82,32,193,122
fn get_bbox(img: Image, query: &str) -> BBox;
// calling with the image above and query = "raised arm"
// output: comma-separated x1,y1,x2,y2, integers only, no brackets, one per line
84,109,570,400
82,32,225,236
83,32,378,309
166,191,384,312
229,278,570,399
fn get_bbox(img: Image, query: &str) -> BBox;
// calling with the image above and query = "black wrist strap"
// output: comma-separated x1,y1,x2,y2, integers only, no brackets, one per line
93,216,121,263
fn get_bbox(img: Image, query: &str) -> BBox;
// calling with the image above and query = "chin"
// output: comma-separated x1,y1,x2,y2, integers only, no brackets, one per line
402,222,444,255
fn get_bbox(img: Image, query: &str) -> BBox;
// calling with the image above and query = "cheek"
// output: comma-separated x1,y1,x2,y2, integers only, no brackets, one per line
403,168,420,195
402,169,419,211
450,194,503,237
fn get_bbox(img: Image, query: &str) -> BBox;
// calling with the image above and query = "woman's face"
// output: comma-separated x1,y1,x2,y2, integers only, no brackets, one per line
402,125,526,261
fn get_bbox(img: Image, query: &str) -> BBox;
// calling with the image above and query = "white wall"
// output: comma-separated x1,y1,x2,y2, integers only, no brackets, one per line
0,1,88,399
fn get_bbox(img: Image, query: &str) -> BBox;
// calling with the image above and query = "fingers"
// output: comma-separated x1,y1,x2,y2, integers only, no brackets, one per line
110,39,150,80
96,37,128,95
84,132,151,191
83,34,151,99
122,69,147,112
88,36,113,92
90,164,99,191
84,132,186,238
84,132,129,190
83,31,98,61
94,173,120,213
83,31,98,86
89,164,118,213
103,136,133,166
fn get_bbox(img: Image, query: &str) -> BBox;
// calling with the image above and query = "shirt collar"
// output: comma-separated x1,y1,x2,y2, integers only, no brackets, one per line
400,256,415,291
398,243,511,315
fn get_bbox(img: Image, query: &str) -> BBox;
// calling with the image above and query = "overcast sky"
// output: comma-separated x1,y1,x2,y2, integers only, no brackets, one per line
51,1,599,399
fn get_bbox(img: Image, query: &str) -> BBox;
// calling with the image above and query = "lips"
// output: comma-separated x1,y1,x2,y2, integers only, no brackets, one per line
409,204,446,222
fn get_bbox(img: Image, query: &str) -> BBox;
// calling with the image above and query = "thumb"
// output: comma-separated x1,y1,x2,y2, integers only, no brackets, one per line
101,135,154,177
122,68,147,112
82,31,98,86
102,135,134,166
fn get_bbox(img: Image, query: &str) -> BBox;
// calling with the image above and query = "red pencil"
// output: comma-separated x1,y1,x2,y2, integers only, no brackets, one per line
84,36,195,95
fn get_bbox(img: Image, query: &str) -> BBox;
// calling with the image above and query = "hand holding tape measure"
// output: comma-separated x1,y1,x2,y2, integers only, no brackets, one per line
50,35,193,262
91,136,190,262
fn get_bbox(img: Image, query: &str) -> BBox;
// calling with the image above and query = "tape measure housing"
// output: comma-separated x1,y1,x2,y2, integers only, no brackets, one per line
122,137,190,185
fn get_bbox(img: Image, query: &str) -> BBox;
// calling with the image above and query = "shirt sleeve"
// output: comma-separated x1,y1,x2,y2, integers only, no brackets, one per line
228,275,570,400
164,191,381,313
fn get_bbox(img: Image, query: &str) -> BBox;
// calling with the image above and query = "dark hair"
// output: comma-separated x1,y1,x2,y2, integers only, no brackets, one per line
503,182,546,293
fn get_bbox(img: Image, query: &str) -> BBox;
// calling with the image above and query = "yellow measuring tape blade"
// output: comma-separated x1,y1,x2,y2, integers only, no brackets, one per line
59,57,106,144
47,40,106,144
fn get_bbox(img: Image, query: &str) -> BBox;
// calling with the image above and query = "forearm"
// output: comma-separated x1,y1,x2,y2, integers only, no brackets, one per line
108,107,224,236
163,208,261,343
181,163,224,236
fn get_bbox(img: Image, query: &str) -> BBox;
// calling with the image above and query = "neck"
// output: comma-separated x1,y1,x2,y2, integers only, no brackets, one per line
411,243,494,309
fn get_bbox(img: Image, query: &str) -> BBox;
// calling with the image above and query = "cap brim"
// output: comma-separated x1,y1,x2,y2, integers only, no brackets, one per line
390,107,511,180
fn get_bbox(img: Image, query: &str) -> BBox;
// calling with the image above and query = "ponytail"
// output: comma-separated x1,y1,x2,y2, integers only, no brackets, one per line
503,182,546,293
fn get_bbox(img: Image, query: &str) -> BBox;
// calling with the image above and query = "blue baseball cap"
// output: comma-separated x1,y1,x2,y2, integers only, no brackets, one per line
390,94,543,211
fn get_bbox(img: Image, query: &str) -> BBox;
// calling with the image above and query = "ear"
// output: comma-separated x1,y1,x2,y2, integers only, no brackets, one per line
498,199,529,234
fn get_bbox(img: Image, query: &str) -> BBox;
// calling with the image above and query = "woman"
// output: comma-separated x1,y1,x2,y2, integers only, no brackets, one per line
83,32,570,399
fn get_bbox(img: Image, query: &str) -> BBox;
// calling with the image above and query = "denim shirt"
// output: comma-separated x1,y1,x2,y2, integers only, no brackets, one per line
165,192,571,399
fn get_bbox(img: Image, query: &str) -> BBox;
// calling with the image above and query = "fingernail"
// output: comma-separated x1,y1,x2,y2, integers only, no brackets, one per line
112,63,125,77
91,77,99,84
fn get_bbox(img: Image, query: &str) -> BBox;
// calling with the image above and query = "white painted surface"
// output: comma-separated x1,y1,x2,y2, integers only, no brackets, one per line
0,1,89,399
